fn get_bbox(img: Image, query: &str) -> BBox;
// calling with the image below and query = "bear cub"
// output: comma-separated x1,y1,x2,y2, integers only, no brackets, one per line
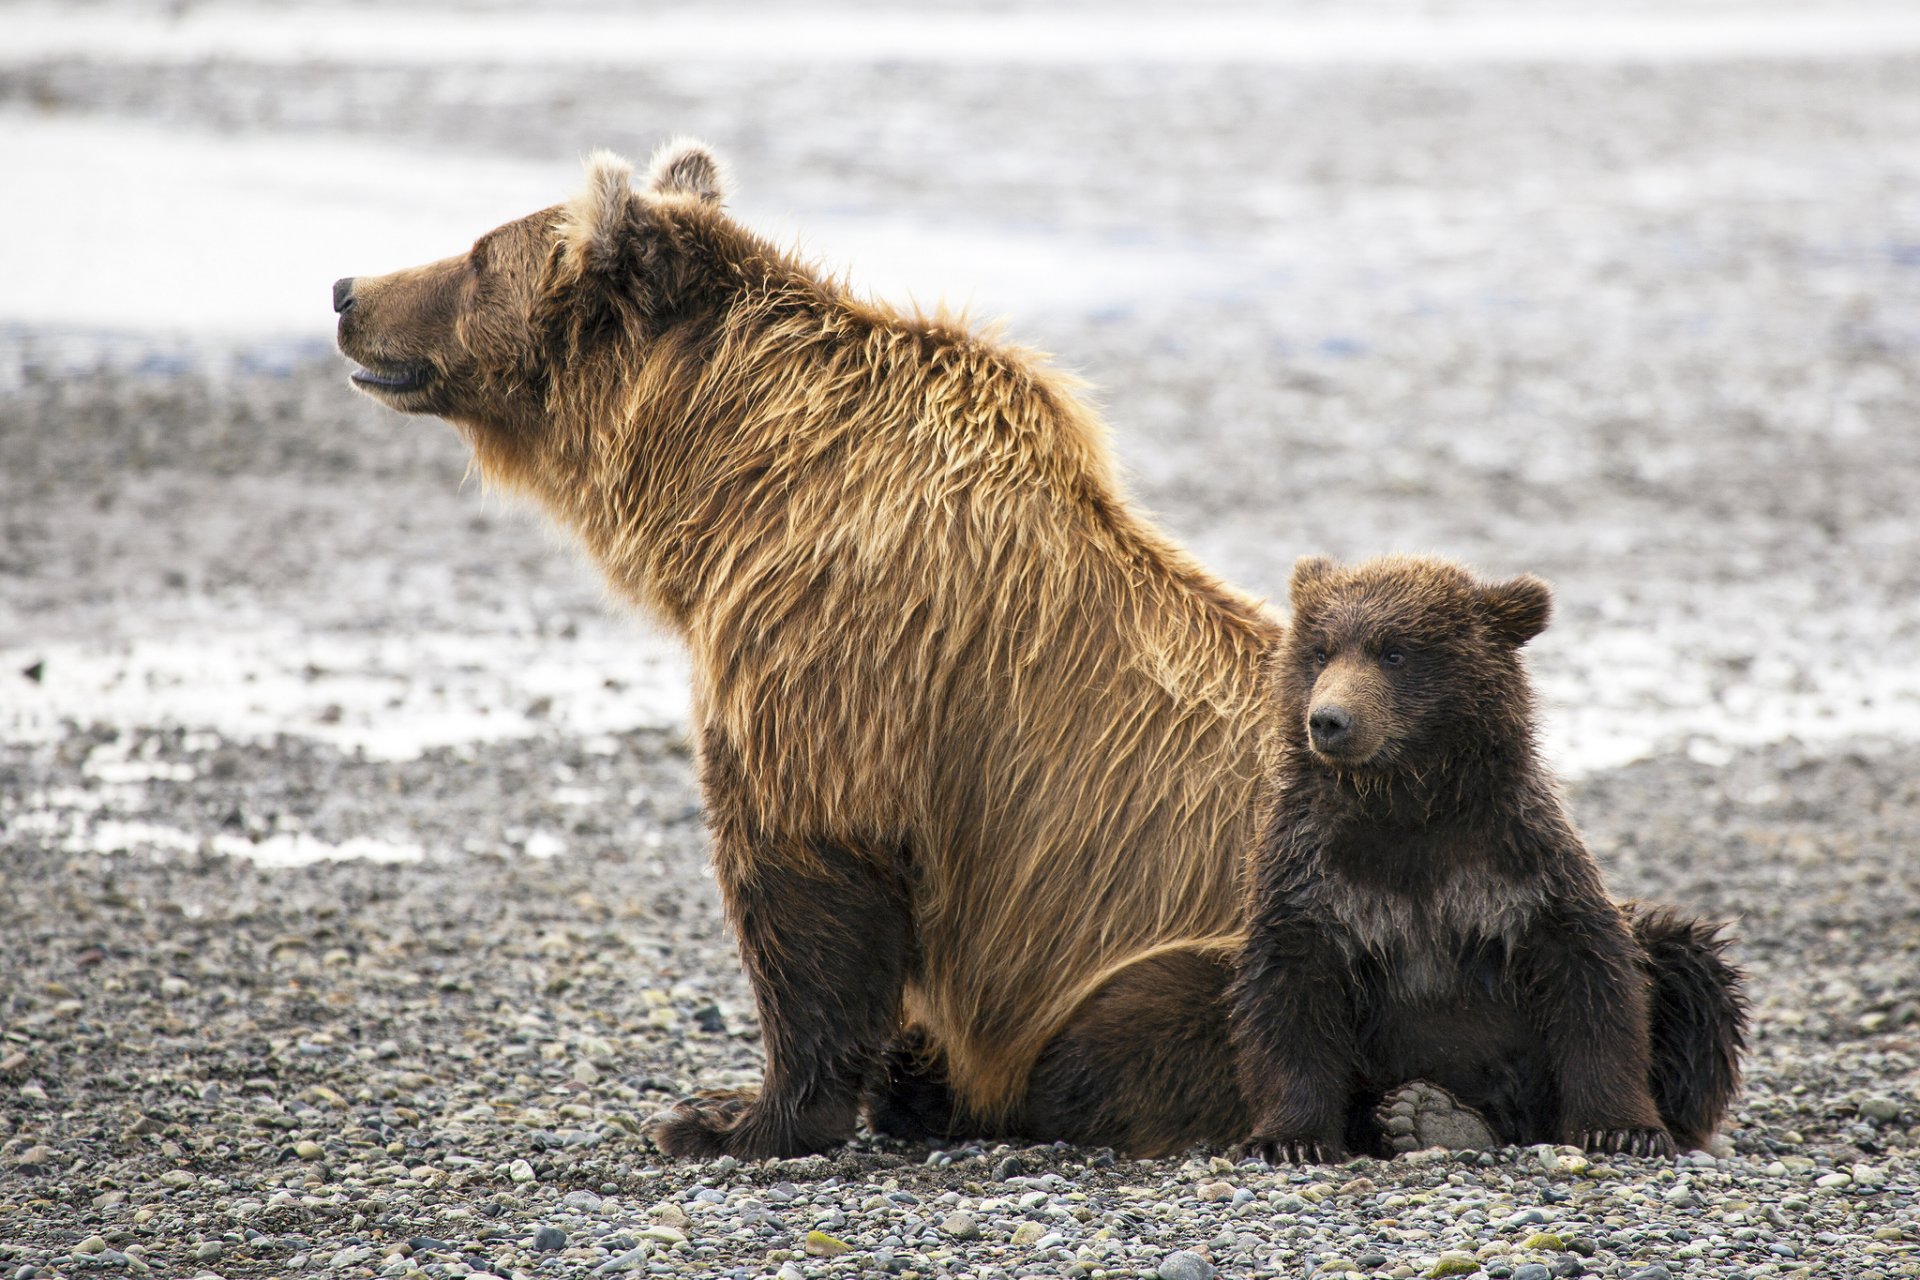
1231,555,1746,1161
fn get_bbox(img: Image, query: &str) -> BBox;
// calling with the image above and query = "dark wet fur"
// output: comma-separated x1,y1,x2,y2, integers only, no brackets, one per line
1230,556,1747,1161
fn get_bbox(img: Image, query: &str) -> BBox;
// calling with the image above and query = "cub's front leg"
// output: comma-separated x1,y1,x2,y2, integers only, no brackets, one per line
1230,862,1358,1163
647,735,914,1160
1521,898,1674,1158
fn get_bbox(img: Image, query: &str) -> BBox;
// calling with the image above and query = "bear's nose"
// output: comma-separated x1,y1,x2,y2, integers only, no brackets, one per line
1308,705,1353,749
332,277,357,314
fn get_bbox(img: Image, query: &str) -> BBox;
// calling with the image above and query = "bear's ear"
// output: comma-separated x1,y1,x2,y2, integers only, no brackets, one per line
1480,574,1553,647
646,137,728,205
1288,555,1339,611
558,149,637,277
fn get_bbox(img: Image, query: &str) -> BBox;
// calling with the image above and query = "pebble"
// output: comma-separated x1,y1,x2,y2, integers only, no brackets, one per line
1157,1250,1216,1280
1512,1266,1551,1280
562,1189,603,1212
940,1211,979,1240
531,1226,566,1251
804,1230,851,1257
594,1247,649,1274
74,1238,107,1255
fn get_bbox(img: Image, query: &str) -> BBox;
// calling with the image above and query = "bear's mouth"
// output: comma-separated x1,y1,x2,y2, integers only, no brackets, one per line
349,360,434,395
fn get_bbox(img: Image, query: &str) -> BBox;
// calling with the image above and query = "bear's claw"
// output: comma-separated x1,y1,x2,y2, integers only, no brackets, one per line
645,1088,757,1159
1242,1135,1345,1165
1577,1126,1675,1158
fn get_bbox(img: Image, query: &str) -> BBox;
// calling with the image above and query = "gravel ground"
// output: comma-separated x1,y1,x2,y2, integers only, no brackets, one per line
5,7,1920,1279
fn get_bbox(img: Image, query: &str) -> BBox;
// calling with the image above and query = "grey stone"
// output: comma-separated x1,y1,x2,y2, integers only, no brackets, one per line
1157,1249,1216,1280
1860,1097,1902,1123
939,1211,979,1240
594,1247,649,1274
1511,1267,1551,1280
531,1226,566,1252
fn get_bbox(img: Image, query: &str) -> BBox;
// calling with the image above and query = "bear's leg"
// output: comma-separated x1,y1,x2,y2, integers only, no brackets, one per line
1629,903,1748,1150
1018,949,1248,1157
1519,902,1674,1156
647,734,916,1160
648,839,914,1158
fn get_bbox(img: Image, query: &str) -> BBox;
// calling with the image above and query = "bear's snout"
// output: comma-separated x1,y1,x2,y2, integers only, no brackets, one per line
333,277,357,315
1307,705,1353,750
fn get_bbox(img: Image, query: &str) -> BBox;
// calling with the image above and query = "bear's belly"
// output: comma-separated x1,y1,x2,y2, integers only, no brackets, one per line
1355,983,1555,1143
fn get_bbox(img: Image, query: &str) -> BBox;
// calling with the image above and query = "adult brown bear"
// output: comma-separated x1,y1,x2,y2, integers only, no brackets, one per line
334,141,1277,1157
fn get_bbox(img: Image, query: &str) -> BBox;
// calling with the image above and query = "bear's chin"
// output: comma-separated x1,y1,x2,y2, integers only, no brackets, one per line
347,361,438,408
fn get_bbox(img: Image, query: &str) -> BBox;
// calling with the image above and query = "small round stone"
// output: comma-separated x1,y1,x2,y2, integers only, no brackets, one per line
1157,1250,1216,1280
939,1211,979,1240
531,1226,566,1251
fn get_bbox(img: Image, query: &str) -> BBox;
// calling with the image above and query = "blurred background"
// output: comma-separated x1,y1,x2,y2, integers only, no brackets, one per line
5,0,1919,775
3,0,1920,1269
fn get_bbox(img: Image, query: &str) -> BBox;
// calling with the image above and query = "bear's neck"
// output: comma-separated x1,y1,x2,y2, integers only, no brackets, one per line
1296,734,1547,834
562,288,1226,639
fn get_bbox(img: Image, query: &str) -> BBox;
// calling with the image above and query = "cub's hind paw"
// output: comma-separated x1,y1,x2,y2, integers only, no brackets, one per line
646,1088,756,1159
1578,1126,1675,1158
1242,1135,1344,1165
1376,1081,1498,1155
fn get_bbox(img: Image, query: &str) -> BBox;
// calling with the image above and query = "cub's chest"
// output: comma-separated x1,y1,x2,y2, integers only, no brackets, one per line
1311,827,1546,996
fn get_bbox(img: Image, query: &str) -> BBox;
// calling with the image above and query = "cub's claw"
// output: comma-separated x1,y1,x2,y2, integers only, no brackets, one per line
1578,1126,1675,1158
1242,1135,1344,1165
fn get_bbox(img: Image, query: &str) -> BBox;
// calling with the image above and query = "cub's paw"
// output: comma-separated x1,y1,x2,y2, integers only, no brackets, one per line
1576,1126,1675,1158
1241,1134,1345,1165
646,1088,757,1159
1377,1080,1497,1155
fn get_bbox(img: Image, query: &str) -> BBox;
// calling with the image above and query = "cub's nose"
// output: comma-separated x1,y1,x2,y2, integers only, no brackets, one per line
1308,705,1353,749
332,277,357,314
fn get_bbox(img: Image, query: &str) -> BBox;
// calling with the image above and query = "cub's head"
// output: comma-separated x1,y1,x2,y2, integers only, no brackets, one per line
331,140,731,471
1275,554,1552,774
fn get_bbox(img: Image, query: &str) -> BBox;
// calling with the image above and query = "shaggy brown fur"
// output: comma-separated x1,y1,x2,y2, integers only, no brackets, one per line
334,142,1277,1157
1230,555,1747,1162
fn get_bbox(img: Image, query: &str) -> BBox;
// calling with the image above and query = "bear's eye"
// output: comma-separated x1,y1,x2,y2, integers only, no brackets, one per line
1310,647,1329,667
1381,649,1406,668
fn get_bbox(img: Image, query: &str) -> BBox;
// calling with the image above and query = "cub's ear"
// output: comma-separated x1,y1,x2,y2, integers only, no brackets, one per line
1481,574,1553,647
646,137,728,205
558,149,637,277
1288,555,1340,610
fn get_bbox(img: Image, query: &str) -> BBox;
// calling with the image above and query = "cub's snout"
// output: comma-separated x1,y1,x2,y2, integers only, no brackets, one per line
1303,660,1388,766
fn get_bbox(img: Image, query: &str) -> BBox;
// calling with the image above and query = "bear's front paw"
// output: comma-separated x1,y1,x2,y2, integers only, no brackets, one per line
1574,1125,1675,1158
646,1088,757,1159
1241,1134,1346,1165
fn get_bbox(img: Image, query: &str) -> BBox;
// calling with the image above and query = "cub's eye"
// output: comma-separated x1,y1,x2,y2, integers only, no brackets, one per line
1381,649,1406,668
1310,647,1329,667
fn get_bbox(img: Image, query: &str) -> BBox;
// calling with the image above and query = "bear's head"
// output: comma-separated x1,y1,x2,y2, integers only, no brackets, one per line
332,140,731,477
1274,554,1552,776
